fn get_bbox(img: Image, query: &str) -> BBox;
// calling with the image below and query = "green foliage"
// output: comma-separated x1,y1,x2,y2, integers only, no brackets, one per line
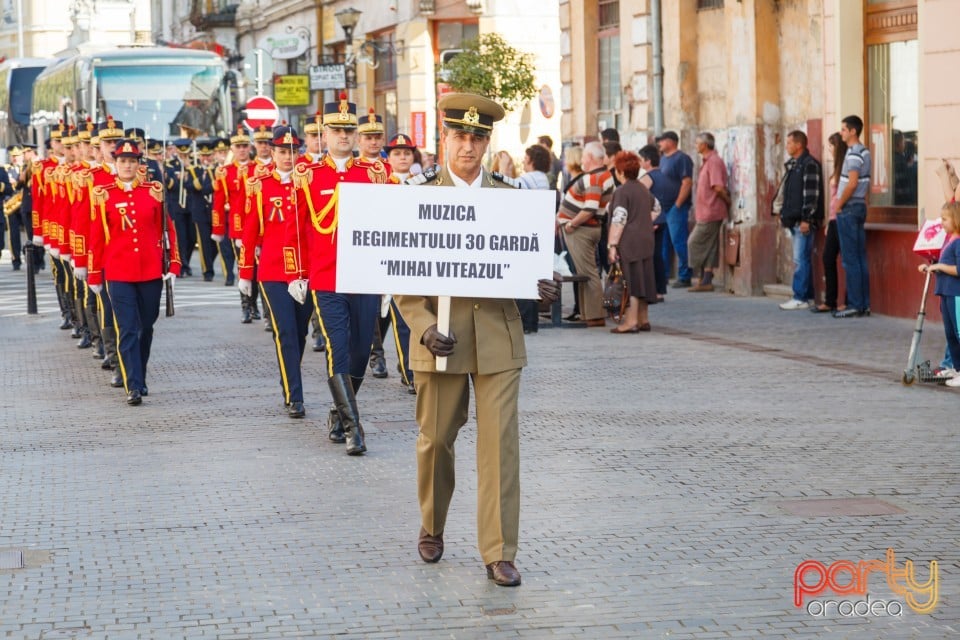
443,33,538,113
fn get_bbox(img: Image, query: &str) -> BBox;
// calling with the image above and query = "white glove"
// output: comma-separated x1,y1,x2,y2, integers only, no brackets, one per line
287,278,308,304
74,267,88,281
238,278,253,296
234,238,243,249
211,233,224,243
49,247,60,259
162,272,176,291
380,294,392,318
89,284,102,295
32,237,43,247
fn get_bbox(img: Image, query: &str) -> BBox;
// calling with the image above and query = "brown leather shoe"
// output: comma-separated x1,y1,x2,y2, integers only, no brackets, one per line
486,560,521,586
688,283,714,292
418,527,443,563
585,318,606,327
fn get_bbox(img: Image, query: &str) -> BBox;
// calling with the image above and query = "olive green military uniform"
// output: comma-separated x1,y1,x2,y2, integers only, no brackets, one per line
395,164,526,565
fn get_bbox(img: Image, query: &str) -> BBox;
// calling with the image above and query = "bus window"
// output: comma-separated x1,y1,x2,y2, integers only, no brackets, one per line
11,67,44,125
94,64,226,138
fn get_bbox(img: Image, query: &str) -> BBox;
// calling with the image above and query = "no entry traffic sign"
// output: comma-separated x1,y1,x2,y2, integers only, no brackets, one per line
243,95,280,130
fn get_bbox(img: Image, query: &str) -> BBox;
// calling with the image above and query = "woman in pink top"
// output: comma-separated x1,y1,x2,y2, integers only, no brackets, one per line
812,132,848,313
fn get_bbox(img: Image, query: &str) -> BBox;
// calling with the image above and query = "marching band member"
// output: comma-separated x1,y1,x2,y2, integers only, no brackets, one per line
297,94,386,455
238,125,313,419
191,139,216,282
89,139,181,406
212,126,259,321
164,139,197,276
87,117,128,386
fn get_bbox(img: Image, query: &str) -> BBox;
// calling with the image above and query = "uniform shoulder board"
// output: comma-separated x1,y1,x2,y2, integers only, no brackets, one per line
405,164,441,186
253,163,271,178
215,165,227,180
91,184,110,207
246,174,263,196
148,181,163,202
490,171,520,189
293,163,313,189
32,160,43,172
136,165,147,177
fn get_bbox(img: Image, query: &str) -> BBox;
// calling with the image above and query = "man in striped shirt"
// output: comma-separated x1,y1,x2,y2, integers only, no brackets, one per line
833,115,872,318
557,141,616,326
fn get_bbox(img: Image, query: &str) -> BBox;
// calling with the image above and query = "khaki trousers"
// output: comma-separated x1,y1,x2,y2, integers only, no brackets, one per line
415,368,521,564
564,225,604,320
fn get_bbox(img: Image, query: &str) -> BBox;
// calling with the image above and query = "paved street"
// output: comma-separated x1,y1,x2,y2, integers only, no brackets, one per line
0,260,957,639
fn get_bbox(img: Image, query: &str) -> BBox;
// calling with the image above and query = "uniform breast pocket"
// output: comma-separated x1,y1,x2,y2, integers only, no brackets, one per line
502,303,526,360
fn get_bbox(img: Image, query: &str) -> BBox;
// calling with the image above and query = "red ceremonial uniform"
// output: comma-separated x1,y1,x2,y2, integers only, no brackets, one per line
212,160,255,239
32,157,59,245
65,160,95,264
239,171,309,283
51,162,73,256
88,178,181,286
297,155,388,291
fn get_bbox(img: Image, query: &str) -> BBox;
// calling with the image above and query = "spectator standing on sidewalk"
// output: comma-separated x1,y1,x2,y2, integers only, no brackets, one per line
557,141,616,327
812,132,848,314
516,144,553,333
777,131,824,310
688,132,730,292
833,115,872,318
657,131,695,288
638,144,669,300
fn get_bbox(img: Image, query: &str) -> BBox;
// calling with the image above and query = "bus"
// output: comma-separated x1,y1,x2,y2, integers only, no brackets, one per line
0,58,52,152
30,46,236,146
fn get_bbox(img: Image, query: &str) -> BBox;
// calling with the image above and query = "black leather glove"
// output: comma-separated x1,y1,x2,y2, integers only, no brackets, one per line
422,324,457,357
537,278,561,304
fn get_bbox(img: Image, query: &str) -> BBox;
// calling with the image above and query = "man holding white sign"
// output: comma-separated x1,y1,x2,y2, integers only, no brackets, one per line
394,93,559,587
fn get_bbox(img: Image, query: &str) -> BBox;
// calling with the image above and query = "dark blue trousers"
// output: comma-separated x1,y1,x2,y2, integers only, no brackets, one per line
388,299,413,385
313,291,378,382
260,281,314,404
106,279,162,393
194,219,216,279
218,236,235,283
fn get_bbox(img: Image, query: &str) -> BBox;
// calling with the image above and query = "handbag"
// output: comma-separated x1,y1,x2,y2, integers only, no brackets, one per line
603,261,628,317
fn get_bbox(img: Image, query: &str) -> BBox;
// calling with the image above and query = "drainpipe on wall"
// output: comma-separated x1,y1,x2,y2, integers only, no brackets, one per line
651,0,663,135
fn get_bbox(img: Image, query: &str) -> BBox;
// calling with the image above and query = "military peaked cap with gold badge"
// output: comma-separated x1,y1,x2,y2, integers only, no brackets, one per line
197,138,215,155
124,128,146,143
97,117,125,140
8,145,22,157
230,125,251,146
271,124,301,148
214,137,229,152
386,133,416,151
323,92,358,128
62,125,79,146
357,107,384,135
114,139,142,159
78,117,95,142
172,138,192,153
437,93,505,137
304,110,323,135
147,138,163,154
51,120,65,140
252,124,272,142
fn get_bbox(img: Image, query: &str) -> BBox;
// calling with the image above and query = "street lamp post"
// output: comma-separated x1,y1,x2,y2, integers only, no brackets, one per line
335,7,362,97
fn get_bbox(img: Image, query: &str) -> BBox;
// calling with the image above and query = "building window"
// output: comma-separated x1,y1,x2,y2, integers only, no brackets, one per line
865,0,918,221
373,31,398,138
597,0,620,128
598,0,619,29
697,0,724,10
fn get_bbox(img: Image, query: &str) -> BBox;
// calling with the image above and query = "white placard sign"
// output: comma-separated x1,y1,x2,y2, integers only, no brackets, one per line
336,182,555,298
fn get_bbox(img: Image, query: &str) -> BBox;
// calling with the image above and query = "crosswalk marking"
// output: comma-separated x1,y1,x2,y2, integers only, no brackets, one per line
0,266,241,318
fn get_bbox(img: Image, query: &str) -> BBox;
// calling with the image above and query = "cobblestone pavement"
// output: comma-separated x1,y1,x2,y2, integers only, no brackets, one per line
0,262,957,639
